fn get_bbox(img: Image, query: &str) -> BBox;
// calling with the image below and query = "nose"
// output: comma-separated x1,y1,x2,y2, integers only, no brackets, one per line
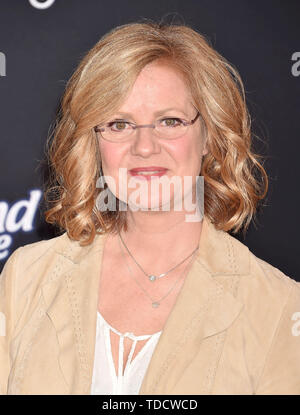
130,125,161,158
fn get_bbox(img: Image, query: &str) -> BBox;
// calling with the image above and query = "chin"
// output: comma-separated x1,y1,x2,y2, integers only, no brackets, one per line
127,196,173,212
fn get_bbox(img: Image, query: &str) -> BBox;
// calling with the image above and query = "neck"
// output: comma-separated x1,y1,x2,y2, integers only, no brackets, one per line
126,208,202,234
120,204,203,269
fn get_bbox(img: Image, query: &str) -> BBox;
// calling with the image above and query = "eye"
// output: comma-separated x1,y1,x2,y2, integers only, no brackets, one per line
159,117,183,127
107,120,130,132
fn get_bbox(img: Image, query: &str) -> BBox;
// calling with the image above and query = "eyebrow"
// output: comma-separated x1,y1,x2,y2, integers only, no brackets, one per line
114,108,189,117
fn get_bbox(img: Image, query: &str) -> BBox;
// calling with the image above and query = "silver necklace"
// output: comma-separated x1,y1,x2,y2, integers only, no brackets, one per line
119,231,199,282
118,234,199,308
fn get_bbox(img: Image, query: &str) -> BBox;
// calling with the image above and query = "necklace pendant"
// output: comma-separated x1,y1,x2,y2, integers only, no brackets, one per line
152,302,160,308
149,275,156,282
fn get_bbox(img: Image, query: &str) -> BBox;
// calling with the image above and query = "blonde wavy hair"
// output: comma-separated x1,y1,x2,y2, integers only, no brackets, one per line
43,19,268,246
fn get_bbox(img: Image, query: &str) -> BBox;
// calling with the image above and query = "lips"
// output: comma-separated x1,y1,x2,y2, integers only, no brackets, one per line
129,166,168,173
129,166,168,180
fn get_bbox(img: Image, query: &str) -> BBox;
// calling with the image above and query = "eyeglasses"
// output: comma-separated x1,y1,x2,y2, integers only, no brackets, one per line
94,111,200,143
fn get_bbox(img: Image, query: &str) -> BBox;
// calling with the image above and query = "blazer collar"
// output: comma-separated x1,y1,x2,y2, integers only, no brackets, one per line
41,214,250,394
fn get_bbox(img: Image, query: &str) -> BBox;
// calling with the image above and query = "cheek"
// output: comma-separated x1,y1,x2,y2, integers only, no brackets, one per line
99,143,123,172
168,139,202,172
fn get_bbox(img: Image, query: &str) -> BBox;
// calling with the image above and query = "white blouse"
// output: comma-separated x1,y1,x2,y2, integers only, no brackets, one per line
90,311,162,395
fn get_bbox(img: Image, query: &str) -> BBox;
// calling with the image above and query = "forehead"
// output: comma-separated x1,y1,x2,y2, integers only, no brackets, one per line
116,62,193,114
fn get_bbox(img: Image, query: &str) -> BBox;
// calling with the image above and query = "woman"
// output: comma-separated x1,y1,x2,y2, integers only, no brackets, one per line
1,20,300,395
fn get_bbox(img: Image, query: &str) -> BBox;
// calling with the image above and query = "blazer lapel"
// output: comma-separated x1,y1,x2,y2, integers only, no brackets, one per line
40,231,109,394
138,217,250,394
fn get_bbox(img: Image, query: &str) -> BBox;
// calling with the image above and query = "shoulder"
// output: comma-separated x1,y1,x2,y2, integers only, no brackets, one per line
246,247,300,302
227,231,300,320
225,235,300,392
223,229,300,298
248,248,300,332
245,253,300,393
225,232,300,346
0,232,70,298
1,232,66,273
0,232,76,329
210,223,300,304
15,232,69,267
249,250,300,334
0,229,107,295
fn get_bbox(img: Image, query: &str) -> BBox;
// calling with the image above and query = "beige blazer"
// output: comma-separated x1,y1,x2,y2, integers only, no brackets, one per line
1,215,300,395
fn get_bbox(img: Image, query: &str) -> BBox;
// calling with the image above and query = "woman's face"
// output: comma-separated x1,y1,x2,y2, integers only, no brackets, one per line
98,61,208,212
